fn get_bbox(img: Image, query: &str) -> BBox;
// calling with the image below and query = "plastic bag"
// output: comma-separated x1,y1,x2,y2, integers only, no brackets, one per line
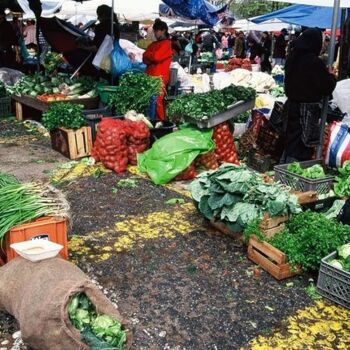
185,42,193,54
324,122,350,168
111,40,133,77
333,79,350,114
137,126,215,184
92,35,113,69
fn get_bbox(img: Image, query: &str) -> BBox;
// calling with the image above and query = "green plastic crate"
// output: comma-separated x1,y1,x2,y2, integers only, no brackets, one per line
97,86,118,104
0,96,11,117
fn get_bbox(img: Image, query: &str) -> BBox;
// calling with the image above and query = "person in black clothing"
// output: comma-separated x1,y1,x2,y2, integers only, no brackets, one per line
261,31,272,73
282,28,336,163
273,28,287,66
0,9,20,68
93,5,120,50
247,38,262,63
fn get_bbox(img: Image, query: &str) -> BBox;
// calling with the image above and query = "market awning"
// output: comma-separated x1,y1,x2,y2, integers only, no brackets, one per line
252,4,341,29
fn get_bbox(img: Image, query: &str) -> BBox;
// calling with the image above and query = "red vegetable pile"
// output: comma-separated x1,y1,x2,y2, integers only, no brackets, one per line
225,58,252,72
198,151,219,170
213,122,240,165
174,163,198,181
92,118,150,173
126,120,150,165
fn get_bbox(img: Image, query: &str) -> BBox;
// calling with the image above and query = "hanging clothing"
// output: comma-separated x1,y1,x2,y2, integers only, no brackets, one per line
282,28,336,162
143,38,172,120
23,25,37,46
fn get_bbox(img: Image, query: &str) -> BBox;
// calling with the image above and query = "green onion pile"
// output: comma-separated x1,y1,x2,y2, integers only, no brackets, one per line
0,172,69,245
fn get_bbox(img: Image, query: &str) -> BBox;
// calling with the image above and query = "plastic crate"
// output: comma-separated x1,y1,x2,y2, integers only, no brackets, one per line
97,85,118,104
301,196,337,212
274,160,334,194
0,96,11,117
317,251,350,309
247,150,276,173
3,216,68,263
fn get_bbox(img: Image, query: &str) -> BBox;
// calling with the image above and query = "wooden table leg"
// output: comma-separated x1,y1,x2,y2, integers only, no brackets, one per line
15,101,23,121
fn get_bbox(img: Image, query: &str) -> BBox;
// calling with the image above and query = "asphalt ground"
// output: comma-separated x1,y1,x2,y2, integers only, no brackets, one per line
0,118,350,350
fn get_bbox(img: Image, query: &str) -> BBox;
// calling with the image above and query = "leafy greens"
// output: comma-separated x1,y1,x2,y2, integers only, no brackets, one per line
190,164,301,232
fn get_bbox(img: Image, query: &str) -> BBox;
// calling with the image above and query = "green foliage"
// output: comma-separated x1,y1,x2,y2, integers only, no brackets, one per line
231,0,290,19
235,110,251,124
108,72,162,115
43,52,63,73
168,84,256,122
42,102,86,131
68,293,126,350
190,164,300,232
270,211,350,272
335,161,350,197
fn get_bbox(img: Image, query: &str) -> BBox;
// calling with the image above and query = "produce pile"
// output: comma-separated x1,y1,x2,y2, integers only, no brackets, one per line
335,160,350,197
8,73,98,100
43,52,64,73
92,117,150,173
329,243,350,272
68,293,126,350
212,122,239,165
287,162,327,179
0,173,69,245
42,103,86,131
244,211,350,272
225,58,252,72
168,84,256,122
108,72,162,115
234,110,251,124
190,164,301,232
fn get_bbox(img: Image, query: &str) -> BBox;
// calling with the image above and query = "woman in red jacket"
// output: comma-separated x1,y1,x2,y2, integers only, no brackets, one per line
143,19,172,120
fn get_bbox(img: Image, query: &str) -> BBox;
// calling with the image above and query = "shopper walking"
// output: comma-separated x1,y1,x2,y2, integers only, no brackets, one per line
143,19,172,121
282,28,336,163
234,31,246,59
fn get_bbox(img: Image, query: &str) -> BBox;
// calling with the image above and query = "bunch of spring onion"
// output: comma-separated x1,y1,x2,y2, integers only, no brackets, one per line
0,172,69,245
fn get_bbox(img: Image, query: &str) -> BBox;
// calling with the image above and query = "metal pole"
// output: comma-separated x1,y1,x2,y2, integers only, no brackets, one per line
111,0,115,84
316,0,340,159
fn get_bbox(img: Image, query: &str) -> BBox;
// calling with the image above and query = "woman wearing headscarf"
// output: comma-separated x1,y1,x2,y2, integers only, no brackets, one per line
282,28,336,163
143,19,172,121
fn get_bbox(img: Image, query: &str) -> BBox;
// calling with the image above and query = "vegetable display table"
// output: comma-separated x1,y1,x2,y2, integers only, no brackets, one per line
12,95,99,121
190,99,255,129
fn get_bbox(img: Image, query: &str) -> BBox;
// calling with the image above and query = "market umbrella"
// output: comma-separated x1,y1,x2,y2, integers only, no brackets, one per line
265,0,343,158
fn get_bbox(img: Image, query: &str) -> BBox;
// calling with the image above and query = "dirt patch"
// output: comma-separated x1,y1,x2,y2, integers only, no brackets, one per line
0,119,66,182
61,172,191,235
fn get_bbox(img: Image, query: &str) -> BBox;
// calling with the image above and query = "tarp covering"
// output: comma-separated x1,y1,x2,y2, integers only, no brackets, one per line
160,0,234,26
17,0,66,18
252,4,341,29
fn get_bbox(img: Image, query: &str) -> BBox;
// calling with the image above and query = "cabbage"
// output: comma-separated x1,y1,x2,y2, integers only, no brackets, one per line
338,243,350,260
329,259,344,270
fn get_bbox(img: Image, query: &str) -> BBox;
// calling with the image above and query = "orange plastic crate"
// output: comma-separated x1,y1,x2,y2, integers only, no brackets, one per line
3,216,68,263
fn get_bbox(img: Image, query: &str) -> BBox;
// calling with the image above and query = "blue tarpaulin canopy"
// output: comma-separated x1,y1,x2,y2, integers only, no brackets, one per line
160,0,234,26
252,4,341,29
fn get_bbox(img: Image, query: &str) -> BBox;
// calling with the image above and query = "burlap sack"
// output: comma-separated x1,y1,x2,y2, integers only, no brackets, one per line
0,257,132,350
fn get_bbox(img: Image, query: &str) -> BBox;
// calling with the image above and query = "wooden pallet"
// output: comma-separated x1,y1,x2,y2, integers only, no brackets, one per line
248,235,300,280
50,127,92,160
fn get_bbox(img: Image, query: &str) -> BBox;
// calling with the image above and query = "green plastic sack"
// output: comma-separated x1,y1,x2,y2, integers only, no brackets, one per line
138,126,214,184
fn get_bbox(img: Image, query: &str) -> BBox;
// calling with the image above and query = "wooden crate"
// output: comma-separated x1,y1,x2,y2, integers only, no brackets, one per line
293,191,318,204
50,126,92,160
248,235,300,280
259,214,289,239
209,219,243,241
